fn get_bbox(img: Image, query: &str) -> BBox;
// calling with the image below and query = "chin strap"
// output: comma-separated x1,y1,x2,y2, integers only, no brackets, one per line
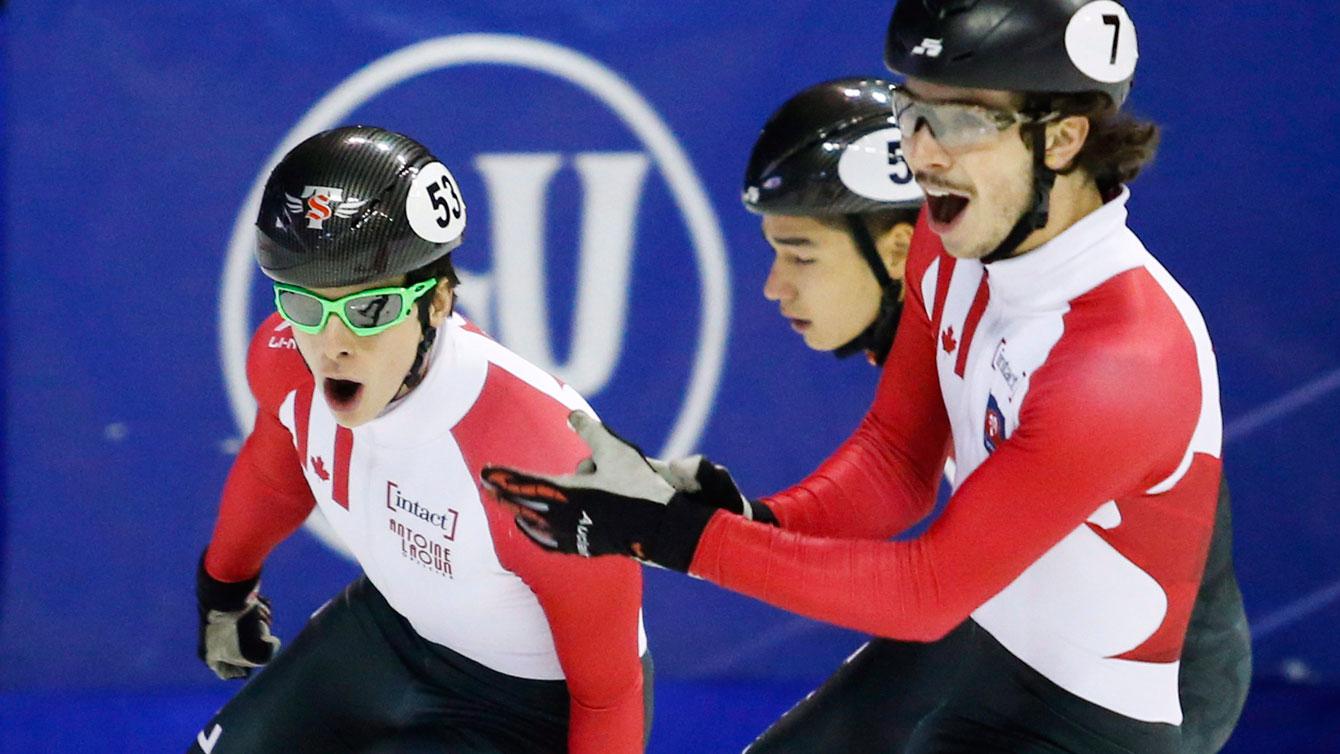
981,125,1056,265
397,293,453,395
834,214,903,365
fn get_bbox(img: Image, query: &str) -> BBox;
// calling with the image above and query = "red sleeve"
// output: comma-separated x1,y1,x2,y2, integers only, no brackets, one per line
691,270,1201,643
760,212,950,539
454,365,646,754
204,315,316,583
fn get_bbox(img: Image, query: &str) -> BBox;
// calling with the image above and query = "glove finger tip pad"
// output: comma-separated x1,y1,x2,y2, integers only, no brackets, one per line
480,467,568,505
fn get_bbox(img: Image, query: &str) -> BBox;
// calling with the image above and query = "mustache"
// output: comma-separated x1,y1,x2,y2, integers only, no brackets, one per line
914,173,973,196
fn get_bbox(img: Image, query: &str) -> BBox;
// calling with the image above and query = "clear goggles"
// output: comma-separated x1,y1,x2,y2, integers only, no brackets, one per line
890,85,1057,152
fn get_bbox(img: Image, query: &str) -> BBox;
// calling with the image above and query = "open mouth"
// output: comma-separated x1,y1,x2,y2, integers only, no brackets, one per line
781,311,811,331
323,378,364,412
924,188,971,232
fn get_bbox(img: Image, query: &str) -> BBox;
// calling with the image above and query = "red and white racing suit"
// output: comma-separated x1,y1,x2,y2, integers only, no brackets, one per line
692,189,1221,726
205,312,648,753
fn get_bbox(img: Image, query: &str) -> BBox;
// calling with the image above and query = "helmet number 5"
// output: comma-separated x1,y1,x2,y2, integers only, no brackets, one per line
887,139,912,185
1102,14,1121,65
426,177,463,229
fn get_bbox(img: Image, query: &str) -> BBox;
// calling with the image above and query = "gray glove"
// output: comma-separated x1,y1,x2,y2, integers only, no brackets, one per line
571,431,776,525
482,411,716,571
196,555,281,680
647,455,777,525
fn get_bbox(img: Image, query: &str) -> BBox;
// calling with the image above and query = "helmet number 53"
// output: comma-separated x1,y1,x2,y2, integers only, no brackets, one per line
426,177,464,228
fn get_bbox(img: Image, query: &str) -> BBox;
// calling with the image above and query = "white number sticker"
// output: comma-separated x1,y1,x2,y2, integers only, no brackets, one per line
406,161,467,244
1065,1,1138,84
837,127,924,205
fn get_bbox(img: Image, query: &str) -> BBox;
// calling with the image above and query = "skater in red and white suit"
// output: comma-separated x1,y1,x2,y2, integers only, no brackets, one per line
483,2,1237,750
191,126,649,754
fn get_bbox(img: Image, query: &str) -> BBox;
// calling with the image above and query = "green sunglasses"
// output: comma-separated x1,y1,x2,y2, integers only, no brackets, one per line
273,279,438,336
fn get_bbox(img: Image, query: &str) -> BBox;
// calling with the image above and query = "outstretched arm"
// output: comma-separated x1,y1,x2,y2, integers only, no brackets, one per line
484,315,1205,644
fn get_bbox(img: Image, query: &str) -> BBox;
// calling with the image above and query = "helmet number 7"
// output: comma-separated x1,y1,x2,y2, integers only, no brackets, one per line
1102,14,1121,65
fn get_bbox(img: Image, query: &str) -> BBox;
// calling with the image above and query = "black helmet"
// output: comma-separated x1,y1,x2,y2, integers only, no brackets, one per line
884,0,1138,108
744,78,926,366
256,126,467,288
743,77,924,216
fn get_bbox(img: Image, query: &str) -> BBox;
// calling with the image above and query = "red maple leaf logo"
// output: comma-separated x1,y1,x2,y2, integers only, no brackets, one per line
941,326,958,353
311,456,330,481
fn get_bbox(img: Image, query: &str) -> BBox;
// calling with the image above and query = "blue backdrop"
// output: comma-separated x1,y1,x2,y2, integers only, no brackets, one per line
4,0,1339,701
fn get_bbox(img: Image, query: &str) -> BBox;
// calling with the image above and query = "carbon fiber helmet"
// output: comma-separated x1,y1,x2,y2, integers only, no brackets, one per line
883,0,1138,108
256,126,467,287
743,77,924,216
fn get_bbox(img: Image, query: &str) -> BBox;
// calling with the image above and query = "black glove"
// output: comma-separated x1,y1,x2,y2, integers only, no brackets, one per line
648,455,778,526
480,411,718,572
196,554,281,680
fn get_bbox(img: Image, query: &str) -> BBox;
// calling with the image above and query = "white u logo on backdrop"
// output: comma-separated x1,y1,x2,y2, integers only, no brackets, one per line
461,151,649,396
218,35,731,555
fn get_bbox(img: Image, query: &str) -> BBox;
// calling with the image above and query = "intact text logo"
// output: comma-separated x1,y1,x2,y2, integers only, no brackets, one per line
386,481,459,540
387,481,457,578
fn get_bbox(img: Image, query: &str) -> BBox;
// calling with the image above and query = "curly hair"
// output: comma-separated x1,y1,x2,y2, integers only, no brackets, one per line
1022,92,1161,194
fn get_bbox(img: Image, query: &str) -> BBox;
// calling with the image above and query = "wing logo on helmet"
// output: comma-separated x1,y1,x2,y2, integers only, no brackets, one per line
282,185,368,231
